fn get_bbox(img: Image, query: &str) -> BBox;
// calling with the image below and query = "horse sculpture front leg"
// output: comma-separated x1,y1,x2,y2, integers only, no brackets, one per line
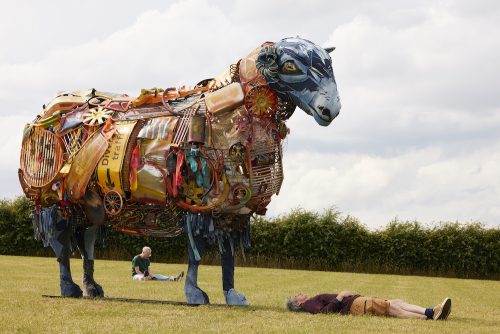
220,236,248,306
75,224,104,297
184,213,248,305
185,226,210,305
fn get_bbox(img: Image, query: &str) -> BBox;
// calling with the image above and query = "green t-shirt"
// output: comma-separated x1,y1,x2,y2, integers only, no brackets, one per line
132,255,150,276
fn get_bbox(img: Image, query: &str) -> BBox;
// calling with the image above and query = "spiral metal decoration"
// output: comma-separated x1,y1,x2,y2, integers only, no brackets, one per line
255,45,279,83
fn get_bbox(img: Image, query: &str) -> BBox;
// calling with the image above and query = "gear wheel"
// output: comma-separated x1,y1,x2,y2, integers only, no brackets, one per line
103,190,123,215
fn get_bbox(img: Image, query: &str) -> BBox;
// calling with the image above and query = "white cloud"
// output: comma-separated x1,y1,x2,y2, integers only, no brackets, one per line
1,0,500,228
269,144,500,227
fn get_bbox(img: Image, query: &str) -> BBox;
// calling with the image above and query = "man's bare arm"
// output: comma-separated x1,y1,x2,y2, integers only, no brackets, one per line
336,291,354,301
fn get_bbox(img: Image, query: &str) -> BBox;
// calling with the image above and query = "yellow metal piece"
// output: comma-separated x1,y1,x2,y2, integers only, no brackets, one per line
181,180,205,205
65,129,113,202
175,174,230,213
60,163,71,175
96,121,138,195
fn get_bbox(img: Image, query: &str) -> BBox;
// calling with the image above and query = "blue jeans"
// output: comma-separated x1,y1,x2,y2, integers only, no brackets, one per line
132,274,174,281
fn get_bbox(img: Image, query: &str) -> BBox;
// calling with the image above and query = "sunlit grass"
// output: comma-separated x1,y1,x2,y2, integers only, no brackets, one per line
1,255,499,333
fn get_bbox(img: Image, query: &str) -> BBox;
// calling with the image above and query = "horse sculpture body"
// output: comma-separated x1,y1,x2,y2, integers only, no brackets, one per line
19,37,340,304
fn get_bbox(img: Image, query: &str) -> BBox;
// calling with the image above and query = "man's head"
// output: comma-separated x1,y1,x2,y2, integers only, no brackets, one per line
141,246,152,258
285,293,309,312
256,37,341,126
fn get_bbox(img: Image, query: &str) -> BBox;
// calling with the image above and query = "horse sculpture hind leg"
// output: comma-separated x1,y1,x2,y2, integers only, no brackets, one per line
75,224,104,297
37,205,104,298
40,206,82,297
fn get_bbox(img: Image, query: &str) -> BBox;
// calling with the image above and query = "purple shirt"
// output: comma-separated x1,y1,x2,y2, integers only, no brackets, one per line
300,294,361,315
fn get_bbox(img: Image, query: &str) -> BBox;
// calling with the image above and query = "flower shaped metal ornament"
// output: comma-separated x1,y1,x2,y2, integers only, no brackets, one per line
82,106,113,126
245,85,278,118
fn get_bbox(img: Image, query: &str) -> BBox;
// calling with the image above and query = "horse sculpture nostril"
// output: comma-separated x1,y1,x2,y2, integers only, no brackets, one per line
322,108,330,117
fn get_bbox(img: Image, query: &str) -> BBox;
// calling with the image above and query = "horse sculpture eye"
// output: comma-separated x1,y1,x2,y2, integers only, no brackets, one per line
282,61,298,73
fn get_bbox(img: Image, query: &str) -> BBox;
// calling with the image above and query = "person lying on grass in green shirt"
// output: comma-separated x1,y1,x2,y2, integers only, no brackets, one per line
132,246,183,282
286,291,451,320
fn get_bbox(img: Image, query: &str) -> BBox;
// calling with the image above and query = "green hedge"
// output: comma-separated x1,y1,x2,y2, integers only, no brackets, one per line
1,197,498,279
0,197,47,256
250,210,499,278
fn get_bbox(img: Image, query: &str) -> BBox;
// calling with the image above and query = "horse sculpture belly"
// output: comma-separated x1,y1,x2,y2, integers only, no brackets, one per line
19,37,341,304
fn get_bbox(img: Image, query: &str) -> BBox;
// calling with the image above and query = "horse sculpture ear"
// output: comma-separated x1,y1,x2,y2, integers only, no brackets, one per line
324,47,336,53
256,45,280,83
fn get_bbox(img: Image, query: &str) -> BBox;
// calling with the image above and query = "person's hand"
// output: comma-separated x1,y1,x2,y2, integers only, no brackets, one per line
340,291,353,298
145,275,152,280
337,291,353,301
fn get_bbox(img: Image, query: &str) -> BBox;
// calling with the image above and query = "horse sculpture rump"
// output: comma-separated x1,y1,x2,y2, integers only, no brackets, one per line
19,37,341,304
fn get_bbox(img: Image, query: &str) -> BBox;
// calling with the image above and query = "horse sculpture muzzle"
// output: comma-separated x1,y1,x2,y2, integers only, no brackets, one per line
309,82,341,126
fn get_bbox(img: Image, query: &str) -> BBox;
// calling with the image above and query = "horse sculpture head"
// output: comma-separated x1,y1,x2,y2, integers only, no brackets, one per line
256,37,341,126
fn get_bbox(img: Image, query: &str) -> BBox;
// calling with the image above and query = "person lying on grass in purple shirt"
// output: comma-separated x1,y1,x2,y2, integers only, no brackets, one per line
285,291,451,320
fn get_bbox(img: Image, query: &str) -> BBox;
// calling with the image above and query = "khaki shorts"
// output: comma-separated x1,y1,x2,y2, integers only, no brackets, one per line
349,297,390,316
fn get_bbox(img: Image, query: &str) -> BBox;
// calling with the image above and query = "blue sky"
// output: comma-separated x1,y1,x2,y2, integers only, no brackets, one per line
1,0,499,228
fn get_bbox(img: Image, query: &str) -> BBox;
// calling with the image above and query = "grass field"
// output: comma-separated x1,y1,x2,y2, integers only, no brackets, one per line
0,255,499,333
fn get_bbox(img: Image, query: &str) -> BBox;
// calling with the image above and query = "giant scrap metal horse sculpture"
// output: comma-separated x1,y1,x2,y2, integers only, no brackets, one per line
19,37,341,305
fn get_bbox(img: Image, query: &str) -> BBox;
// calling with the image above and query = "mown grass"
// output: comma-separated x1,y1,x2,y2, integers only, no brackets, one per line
0,255,499,333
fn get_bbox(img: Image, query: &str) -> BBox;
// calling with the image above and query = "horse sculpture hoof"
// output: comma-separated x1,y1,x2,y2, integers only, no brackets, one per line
186,287,210,305
83,281,105,298
61,279,83,298
224,288,248,306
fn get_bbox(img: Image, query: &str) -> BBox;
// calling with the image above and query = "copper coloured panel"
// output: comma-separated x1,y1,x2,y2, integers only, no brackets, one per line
20,127,65,188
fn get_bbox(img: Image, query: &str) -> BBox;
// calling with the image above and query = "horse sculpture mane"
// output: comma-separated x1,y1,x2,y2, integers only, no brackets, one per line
19,37,341,303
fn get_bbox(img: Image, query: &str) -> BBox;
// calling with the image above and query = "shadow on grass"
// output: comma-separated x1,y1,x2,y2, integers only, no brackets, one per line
42,294,284,312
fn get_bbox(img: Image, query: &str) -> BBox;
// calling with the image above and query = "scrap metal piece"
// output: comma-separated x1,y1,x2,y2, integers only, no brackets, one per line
103,190,123,216
96,121,141,195
20,127,65,188
104,98,132,112
65,124,116,202
205,83,244,114
187,115,206,144
82,106,114,126
244,85,278,118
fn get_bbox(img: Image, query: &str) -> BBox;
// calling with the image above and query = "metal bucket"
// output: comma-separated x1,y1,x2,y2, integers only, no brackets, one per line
188,115,206,144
